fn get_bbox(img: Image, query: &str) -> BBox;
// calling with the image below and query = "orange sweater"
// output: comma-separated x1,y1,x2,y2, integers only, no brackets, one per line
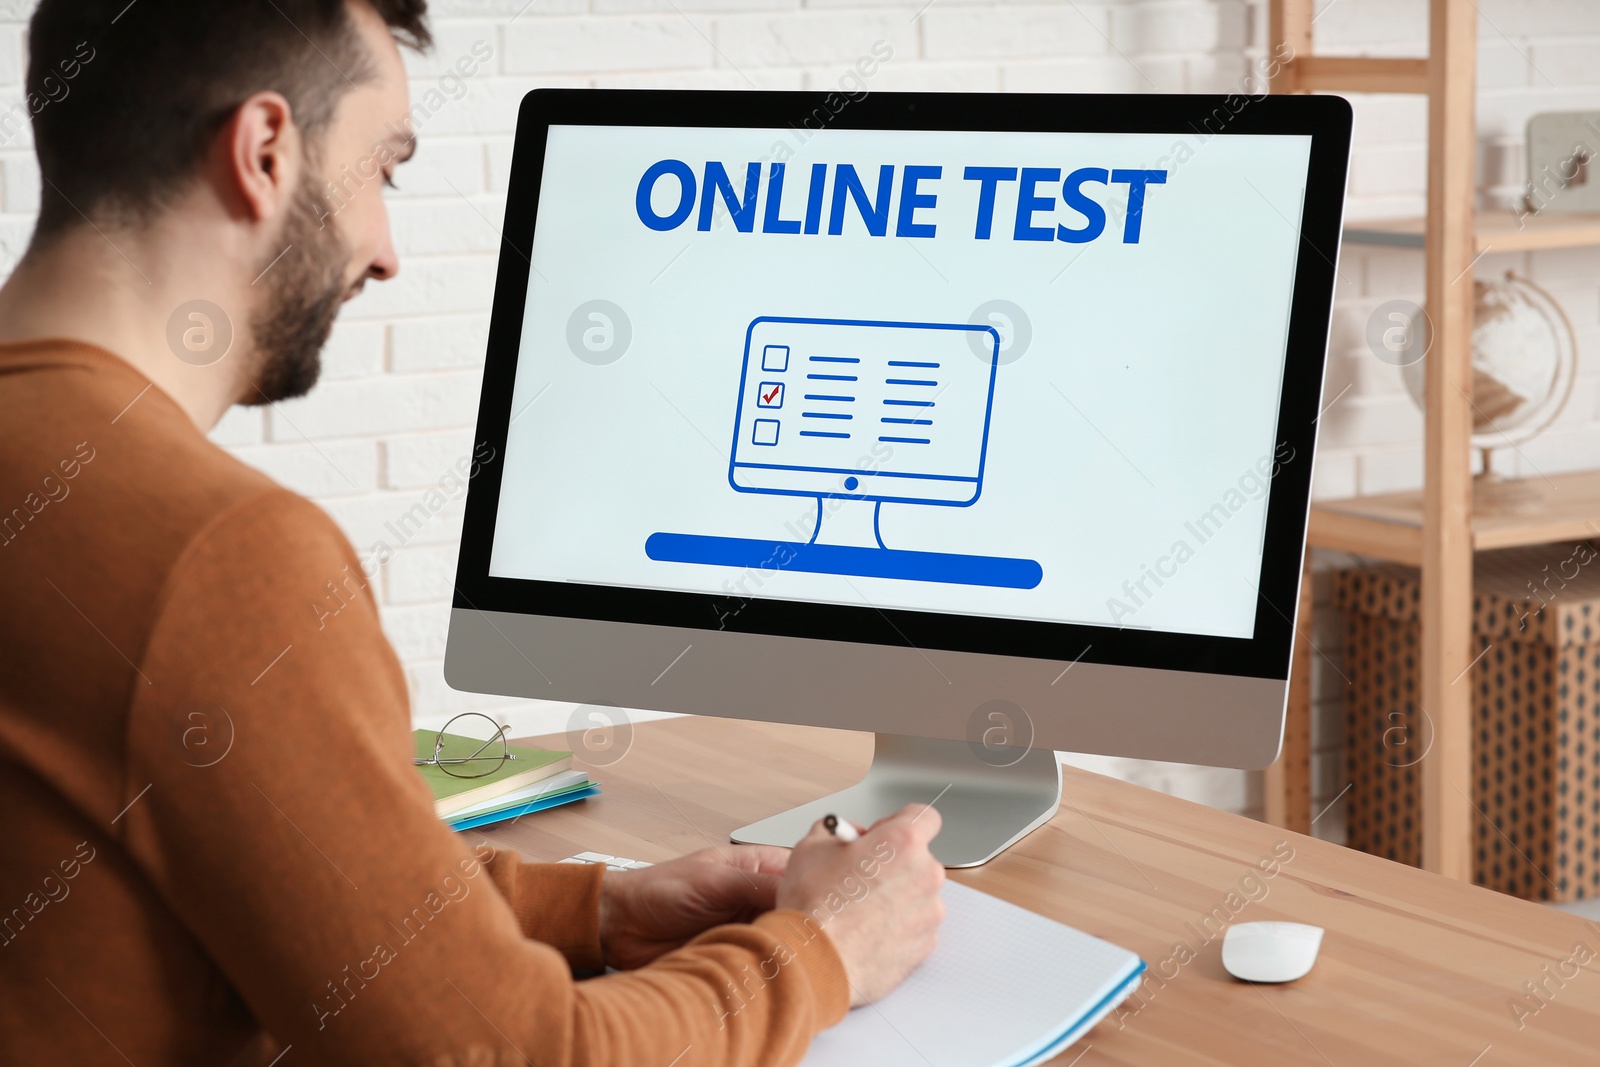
0,340,849,1066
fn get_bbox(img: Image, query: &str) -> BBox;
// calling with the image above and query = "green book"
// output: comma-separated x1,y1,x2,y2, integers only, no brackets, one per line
413,728,573,818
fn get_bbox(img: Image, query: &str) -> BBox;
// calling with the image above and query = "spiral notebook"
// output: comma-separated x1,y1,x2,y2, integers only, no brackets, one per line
800,880,1146,1067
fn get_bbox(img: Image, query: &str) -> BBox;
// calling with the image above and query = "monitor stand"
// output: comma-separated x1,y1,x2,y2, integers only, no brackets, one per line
730,732,1062,868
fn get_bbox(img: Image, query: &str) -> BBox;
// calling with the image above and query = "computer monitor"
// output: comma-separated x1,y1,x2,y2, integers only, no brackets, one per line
446,89,1351,866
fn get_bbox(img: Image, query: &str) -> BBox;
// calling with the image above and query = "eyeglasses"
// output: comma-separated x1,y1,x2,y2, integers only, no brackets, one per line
412,713,519,779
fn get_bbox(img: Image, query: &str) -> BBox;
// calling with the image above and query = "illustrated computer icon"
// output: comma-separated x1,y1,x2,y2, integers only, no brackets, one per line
447,89,1351,866
645,315,1044,590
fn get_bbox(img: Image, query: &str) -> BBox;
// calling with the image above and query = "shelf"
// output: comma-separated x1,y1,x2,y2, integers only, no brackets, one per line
1283,56,1430,94
1308,468,1600,565
1344,210,1600,254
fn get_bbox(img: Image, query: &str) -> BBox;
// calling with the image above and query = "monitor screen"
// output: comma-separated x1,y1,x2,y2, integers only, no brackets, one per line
486,122,1313,642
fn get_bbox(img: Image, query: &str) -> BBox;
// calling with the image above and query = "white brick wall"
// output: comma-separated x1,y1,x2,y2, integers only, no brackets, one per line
3,1,1598,829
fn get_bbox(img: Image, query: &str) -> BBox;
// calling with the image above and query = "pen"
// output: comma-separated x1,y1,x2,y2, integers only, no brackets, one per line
822,813,859,842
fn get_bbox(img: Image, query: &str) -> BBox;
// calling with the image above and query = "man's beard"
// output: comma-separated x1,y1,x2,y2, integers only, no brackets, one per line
241,179,350,406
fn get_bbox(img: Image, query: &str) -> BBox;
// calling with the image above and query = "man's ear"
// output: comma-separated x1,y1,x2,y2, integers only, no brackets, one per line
224,91,301,223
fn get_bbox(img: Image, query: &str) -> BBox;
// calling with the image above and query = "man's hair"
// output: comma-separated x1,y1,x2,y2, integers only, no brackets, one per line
25,0,431,241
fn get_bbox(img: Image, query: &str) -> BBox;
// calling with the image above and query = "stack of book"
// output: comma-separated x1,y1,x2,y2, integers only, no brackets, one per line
413,727,600,831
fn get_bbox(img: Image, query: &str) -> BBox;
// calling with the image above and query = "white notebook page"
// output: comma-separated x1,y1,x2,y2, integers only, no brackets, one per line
800,879,1145,1067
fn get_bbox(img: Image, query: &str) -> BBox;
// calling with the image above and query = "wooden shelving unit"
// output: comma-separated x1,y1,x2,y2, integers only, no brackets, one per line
1263,1,1600,882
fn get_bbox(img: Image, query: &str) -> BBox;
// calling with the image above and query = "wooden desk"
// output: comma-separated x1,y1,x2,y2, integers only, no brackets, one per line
478,717,1600,1066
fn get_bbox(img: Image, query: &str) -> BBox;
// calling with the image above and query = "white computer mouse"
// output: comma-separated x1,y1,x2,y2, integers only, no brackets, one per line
1221,921,1324,983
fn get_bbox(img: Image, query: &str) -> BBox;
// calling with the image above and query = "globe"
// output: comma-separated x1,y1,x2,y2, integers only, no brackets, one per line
1400,270,1578,511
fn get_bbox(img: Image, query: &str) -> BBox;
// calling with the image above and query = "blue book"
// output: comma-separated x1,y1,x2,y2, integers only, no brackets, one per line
448,784,600,832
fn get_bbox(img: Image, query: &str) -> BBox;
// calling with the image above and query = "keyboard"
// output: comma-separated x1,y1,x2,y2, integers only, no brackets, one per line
558,851,654,873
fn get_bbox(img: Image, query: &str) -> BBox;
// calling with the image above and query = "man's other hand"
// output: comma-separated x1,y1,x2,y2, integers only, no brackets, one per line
598,845,790,970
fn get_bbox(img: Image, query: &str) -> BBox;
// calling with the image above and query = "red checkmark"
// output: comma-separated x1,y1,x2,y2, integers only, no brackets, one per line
762,384,782,404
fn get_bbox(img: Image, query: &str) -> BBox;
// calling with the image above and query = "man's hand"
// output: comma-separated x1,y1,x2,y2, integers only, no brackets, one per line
776,804,945,1007
598,845,791,970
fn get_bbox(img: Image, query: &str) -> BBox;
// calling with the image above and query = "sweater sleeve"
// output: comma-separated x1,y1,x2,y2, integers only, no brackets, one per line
120,489,850,1067
480,854,605,972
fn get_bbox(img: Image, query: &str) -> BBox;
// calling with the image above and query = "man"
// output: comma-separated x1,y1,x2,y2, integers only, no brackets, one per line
0,2,946,1064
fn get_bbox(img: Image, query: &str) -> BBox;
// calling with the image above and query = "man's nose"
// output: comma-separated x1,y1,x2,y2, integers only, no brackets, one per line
367,240,400,282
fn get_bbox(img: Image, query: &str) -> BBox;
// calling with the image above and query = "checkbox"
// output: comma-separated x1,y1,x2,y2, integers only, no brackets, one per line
761,345,790,372
752,419,780,446
757,381,784,409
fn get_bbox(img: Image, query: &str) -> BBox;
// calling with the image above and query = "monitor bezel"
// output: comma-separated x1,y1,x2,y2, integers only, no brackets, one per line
452,88,1351,683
